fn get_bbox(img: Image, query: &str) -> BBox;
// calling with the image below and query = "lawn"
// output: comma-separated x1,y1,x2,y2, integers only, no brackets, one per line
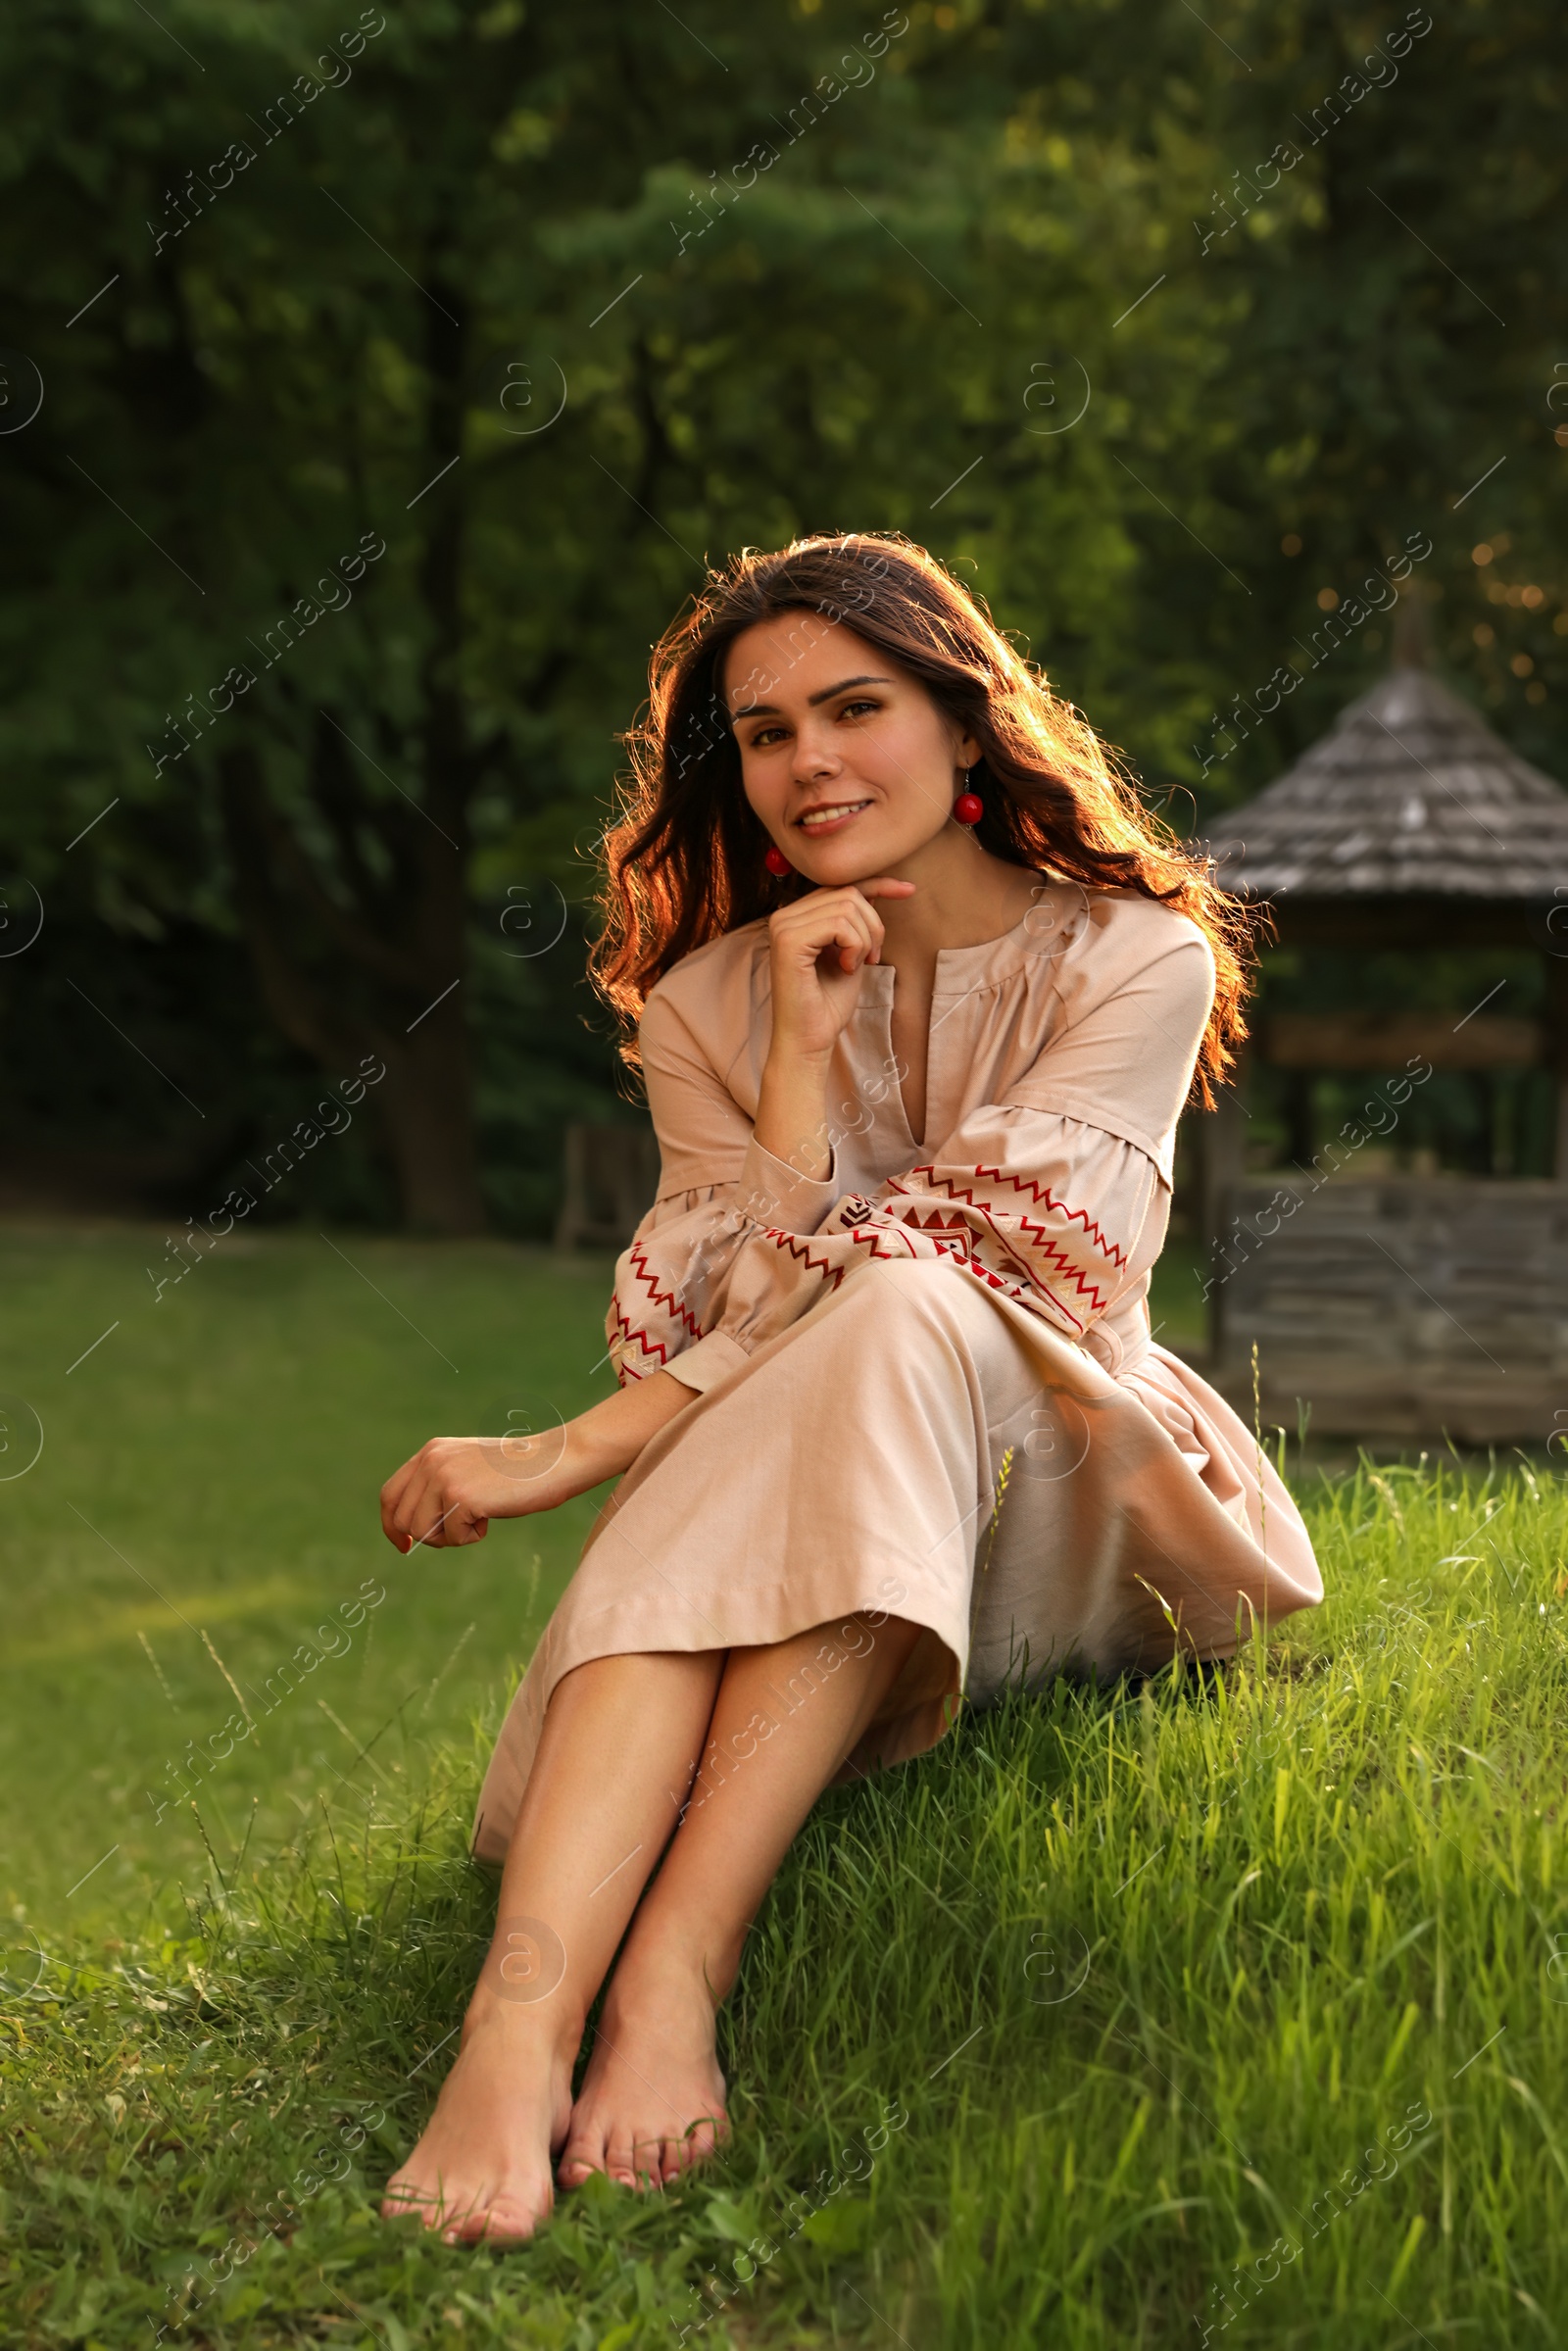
2,1227,1563,2348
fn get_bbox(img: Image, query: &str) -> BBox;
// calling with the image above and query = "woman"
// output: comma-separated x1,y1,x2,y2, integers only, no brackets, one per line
377,534,1322,2244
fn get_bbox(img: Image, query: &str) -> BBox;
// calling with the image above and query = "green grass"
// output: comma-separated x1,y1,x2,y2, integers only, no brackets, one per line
0,1226,617,1929
3,1228,1565,2347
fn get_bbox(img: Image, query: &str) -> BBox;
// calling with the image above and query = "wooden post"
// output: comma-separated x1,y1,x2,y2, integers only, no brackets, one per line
1200,1045,1250,1363
1283,1068,1314,1173
1545,948,1568,1180
554,1123,662,1250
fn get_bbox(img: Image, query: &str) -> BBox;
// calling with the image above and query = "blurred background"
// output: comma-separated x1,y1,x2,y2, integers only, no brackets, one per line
1,0,1563,1240
2,0,1565,1924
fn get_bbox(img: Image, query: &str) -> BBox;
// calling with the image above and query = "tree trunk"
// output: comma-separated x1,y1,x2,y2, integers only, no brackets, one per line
218,746,487,1236
374,994,486,1235
209,272,488,1236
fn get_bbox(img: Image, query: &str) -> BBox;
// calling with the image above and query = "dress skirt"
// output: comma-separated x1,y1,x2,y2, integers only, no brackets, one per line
470,1257,1322,1868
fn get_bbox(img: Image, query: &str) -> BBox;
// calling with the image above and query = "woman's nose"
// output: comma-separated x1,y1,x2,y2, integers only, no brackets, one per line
791,722,839,780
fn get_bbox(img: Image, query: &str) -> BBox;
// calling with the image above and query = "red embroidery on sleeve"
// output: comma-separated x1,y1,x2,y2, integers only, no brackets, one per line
880,1165,1123,1322
607,1303,667,1380
624,1239,705,1341
759,1214,1089,1334
607,1238,711,1385
892,1164,1128,1268
611,1157,1124,1380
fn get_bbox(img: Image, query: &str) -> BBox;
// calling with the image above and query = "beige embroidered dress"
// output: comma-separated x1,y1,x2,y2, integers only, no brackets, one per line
472,880,1322,1865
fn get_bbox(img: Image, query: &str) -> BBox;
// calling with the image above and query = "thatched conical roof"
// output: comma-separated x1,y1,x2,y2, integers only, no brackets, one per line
1206,666,1568,903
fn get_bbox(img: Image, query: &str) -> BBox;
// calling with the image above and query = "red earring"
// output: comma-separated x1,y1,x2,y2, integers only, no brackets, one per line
764,844,793,877
954,774,983,826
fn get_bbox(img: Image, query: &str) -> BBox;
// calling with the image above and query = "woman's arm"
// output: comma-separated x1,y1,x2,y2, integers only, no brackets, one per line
382,884,915,1553
379,1369,697,1551
612,880,915,1385
753,878,913,1180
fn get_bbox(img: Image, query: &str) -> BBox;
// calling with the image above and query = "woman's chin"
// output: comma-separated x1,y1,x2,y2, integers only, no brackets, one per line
790,834,908,886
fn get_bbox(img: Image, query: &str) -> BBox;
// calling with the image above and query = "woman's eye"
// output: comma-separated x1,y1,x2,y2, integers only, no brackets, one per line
749,724,787,748
839,699,880,721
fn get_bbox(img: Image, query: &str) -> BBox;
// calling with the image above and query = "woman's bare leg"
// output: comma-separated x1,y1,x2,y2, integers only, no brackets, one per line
558,1607,924,2192
381,1610,923,2239
381,1644,726,2242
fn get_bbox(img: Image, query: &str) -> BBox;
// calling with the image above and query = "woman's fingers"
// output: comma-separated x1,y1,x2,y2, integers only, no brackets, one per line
775,880,915,958
774,889,883,968
823,907,881,972
382,1445,453,1549
406,1484,471,1548
831,879,914,962
379,1458,419,1548
407,1474,483,1548
383,1440,496,1550
765,877,919,1051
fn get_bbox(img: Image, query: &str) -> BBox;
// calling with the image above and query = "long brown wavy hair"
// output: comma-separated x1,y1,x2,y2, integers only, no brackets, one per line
590,532,1252,1106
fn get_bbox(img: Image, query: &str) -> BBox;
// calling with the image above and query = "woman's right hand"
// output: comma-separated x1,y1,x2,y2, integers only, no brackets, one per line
764,878,915,1061
753,878,913,1181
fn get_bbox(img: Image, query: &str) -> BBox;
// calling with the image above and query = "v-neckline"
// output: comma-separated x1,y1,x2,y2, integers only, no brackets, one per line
894,988,929,1153
835,872,1064,1157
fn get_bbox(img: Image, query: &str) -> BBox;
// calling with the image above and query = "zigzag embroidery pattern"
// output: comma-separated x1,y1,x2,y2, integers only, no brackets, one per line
625,1238,707,1342
761,1207,1090,1336
878,1166,1121,1320
612,1164,1117,1381
608,1236,714,1383
607,1302,670,1381
892,1163,1128,1269
880,1197,1103,1317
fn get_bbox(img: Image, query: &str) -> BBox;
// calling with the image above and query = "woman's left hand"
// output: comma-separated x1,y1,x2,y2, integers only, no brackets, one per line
379,1370,699,1551
379,1431,573,1550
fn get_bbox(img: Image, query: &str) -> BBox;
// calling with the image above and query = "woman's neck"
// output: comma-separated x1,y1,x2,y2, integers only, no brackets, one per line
862,835,1043,979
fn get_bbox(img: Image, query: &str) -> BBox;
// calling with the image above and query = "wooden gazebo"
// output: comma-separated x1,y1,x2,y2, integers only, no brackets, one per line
1191,658,1568,1443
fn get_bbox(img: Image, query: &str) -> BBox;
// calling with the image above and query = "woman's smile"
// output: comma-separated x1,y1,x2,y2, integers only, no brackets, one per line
796,796,874,836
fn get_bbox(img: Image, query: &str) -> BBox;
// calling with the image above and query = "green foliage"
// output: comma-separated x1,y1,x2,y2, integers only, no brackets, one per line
2,1,1561,1218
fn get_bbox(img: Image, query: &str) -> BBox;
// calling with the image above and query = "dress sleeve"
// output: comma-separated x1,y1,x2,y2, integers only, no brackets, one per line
605,988,847,1394
693,1106,1164,1363
1005,917,1216,1186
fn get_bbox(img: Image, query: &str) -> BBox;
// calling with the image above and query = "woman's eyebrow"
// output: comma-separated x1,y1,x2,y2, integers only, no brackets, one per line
807,673,893,707
729,674,893,720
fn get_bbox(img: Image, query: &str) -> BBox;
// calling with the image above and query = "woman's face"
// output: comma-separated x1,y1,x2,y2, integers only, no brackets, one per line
723,612,977,884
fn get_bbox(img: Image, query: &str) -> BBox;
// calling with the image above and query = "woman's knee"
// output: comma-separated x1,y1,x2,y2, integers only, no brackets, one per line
835,1251,983,1337
781,1608,921,1683
847,1610,928,1695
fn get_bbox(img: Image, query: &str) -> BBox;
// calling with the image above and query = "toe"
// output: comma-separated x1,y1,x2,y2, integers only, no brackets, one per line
474,2185,551,2244
603,2126,645,2189
557,2117,608,2189
381,2174,445,2229
442,2193,496,2245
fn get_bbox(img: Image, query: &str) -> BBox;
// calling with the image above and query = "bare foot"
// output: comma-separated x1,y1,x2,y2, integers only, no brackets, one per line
381,1994,578,2244
558,1944,730,2191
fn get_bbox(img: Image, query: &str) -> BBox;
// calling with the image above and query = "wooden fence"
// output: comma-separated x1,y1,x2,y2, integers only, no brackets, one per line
1207,1175,1568,1444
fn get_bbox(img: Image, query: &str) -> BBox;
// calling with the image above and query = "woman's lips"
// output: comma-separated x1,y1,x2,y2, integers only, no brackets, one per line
795,798,872,839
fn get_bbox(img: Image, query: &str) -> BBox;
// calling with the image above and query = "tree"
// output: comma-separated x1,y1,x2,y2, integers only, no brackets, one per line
1,0,1560,1223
